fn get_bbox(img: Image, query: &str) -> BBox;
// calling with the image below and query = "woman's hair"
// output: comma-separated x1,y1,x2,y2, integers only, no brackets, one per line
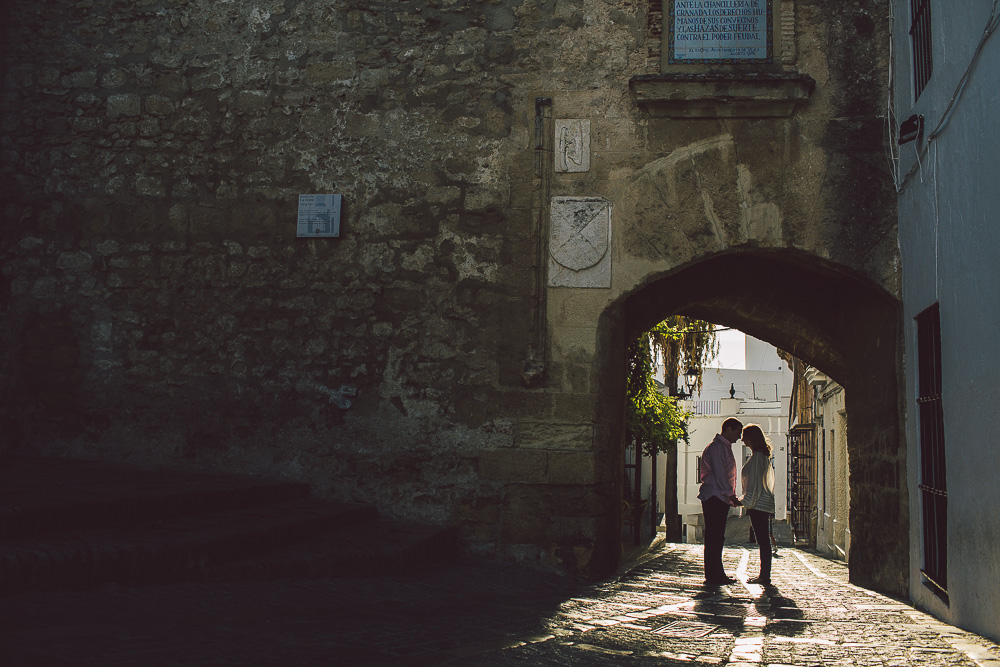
741,423,772,454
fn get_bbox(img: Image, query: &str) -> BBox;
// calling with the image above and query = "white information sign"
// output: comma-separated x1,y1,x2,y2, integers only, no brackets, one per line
669,0,772,64
296,194,342,238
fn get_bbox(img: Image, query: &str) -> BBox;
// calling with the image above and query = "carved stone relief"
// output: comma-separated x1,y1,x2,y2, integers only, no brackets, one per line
555,119,591,173
548,196,611,288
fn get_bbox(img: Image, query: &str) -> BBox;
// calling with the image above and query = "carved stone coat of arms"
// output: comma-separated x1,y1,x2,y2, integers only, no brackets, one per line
548,197,612,288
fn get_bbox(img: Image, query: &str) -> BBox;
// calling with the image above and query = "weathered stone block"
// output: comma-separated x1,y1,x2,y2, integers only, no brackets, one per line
549,326,600,362
101,68,126,88
505,484,603,518
72,117,100,133
144,95,176,115
548,452,597,485
455,497,501,524
36,67,61,88
516,421,593,450
56,251,93,272
236,90,270,111
464,186,504,212
106,93,140,118
135,176,165,197
31,276,58,298
548,361,594,394
478,449,547,483
190,71,224,91
499,511,549,544
67,70,98,88
552,392,600,422
305,61,355,84
496,391,555,420
428,186,462,205
549,516,599,543
138,118,160,137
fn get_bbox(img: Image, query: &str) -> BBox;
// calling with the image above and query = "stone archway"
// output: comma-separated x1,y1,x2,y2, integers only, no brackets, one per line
593,249,906,595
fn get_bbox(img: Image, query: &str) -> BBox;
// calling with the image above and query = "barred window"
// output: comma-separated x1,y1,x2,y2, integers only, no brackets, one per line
916,303,947,602
910,0,933,99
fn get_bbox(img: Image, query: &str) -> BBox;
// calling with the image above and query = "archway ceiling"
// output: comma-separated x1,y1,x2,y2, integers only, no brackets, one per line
621,250,899,387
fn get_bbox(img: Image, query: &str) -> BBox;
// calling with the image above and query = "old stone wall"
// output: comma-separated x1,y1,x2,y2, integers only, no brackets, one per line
2,0,657,565
2,0,904,589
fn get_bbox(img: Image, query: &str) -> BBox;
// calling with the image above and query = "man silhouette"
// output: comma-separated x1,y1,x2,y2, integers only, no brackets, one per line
697,417,743,585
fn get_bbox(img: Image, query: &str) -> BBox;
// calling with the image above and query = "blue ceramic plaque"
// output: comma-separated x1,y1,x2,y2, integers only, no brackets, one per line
668,0,773,64
296,194,342,238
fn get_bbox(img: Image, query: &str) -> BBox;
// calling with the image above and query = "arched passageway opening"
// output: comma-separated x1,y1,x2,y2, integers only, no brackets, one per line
595,248,907,595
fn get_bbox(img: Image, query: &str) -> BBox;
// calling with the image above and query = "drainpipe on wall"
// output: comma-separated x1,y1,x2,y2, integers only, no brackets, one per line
523,96,552,387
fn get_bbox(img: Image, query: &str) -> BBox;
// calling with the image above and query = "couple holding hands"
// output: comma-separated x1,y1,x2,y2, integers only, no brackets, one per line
698,417,776,586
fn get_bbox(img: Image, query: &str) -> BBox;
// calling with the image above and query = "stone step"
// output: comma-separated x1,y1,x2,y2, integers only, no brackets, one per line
0,457,461,591
0,457,311,539
0,497,378,592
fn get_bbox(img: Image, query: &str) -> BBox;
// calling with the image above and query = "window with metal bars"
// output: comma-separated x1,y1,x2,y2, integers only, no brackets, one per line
786,426,816,545
916,303,947,603
910,0,933,99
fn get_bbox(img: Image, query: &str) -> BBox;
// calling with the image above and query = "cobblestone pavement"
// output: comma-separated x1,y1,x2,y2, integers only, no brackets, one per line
2,543,999,666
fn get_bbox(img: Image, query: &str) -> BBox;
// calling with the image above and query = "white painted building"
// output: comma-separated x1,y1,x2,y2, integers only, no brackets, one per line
892,0,1000,642
676,398,790,544
805,367,851,562
685,333,791,407
646,333,793,542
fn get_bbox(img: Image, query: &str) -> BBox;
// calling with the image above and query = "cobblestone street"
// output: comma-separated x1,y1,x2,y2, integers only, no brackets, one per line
2,541,998,666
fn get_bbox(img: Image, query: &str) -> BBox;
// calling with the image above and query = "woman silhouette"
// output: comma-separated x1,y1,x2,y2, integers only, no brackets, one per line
740,424,776,585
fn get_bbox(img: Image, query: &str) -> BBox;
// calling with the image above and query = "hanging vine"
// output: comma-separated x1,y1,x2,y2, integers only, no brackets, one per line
625,317,720,456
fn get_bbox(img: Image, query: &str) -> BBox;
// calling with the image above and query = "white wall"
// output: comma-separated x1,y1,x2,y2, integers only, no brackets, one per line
676,398,789,543
694,367,789,402
693,332,792,402
809,371,850,562
656,334,793,404
678,413,732,519
652,334,793,543
893,0,1000,642
745,335,785,373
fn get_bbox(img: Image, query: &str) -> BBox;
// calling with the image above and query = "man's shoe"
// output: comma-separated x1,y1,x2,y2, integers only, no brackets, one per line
747,576,771,585
704,575,737,586
772,549,781,558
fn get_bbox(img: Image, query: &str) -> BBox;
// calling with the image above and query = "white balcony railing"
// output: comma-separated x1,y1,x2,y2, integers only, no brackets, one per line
687,400,721,416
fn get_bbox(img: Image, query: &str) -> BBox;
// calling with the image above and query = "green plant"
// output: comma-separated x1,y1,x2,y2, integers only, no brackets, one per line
626,318,719,456
625,330,688,457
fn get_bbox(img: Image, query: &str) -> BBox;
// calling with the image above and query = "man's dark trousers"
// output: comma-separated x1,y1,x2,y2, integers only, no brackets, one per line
701,496,731,581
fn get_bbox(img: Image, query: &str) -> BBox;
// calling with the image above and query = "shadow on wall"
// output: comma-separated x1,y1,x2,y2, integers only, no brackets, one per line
5,309,87,448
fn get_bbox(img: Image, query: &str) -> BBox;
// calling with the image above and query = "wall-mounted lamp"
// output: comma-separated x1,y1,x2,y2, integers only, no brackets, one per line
899,114,924,145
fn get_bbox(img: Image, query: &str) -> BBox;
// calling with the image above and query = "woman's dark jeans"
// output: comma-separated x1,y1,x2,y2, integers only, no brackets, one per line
748,508,773,581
